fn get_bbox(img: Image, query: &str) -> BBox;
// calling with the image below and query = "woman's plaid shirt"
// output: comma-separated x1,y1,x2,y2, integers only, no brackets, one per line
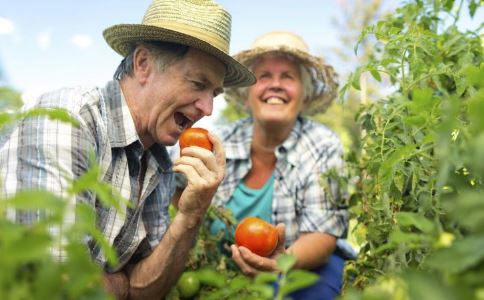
213,117,349,245
0,80,174,271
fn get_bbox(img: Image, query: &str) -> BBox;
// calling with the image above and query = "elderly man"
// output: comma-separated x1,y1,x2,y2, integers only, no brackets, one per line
0,0,254,299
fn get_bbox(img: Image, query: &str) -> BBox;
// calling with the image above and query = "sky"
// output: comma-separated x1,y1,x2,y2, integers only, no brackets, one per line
0,0,482,128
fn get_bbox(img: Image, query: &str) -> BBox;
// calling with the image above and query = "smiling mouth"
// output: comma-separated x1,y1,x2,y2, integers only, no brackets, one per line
264,97,287,105
174,112,192,131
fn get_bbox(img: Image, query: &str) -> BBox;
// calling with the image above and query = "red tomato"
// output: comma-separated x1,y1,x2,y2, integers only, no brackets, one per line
179,128,213,152
234,216,278,257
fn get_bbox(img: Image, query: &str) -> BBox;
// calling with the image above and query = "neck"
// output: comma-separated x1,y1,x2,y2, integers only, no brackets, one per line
120,79,153,149
251,120,294,151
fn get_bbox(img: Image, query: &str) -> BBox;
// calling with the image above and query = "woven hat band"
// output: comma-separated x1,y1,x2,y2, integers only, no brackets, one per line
143,20,229,53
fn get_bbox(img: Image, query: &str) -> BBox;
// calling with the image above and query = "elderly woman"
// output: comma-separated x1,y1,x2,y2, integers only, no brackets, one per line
208,31,351,299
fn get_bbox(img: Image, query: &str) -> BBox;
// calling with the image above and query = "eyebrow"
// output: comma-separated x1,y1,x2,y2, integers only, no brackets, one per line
198,73,224,95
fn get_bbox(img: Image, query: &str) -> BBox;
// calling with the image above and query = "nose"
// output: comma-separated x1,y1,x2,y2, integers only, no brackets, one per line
269,76,282,90
194,94,214,116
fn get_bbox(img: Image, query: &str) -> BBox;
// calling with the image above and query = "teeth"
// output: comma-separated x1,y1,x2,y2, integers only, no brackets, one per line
266,97,285,104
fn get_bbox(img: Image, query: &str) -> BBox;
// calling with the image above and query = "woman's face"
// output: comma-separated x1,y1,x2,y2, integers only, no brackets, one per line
246,55,305,129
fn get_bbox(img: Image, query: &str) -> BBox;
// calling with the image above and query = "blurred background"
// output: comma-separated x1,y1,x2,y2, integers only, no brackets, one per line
1,0,399,128
1,0,481,131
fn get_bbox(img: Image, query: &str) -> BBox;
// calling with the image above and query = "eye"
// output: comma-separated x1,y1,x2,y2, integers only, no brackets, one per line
258,73,270,80
192,81,206,90
282,73,295,80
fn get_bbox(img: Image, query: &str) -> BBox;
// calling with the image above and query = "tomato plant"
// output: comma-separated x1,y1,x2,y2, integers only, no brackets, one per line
179,128,213,152
235,217,278,257
336,0,484,298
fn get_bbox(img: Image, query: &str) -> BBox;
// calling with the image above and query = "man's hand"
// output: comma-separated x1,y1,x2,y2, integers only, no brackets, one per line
230,223,286,277
172,132,225,225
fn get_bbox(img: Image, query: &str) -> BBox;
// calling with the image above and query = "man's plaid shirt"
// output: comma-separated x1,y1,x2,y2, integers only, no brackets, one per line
213,117,349,245
0,80,175,271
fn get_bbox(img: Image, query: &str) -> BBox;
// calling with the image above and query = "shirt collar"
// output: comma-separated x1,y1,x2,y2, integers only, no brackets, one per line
101,80,140,148
224,116,304,167
278,116,304,167
224,118,254,160
101,80,172,172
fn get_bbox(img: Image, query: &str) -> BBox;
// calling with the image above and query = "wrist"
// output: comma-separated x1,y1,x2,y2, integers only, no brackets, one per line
172,211,203,230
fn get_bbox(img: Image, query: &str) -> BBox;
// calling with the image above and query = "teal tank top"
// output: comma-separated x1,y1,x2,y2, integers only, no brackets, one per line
210,174,274,238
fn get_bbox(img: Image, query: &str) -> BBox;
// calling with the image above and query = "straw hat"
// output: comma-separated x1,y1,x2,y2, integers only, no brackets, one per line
225,31,339,115
103,0,255,87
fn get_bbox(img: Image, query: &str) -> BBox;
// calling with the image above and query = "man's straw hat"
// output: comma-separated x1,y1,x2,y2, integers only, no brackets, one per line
103,0,255,87
225,31,339,115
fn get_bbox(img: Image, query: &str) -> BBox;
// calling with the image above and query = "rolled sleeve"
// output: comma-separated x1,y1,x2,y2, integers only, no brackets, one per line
298,166,348,238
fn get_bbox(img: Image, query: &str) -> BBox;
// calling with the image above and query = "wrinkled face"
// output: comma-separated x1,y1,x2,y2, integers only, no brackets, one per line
247,56,304,128
144,48,225,146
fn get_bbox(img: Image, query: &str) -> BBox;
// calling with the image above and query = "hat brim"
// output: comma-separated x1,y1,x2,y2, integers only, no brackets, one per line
103,24,255,88
225,46,339,115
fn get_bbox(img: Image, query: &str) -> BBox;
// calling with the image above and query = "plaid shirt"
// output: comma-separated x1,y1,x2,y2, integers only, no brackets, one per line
0,80,174,272
213,117,348,246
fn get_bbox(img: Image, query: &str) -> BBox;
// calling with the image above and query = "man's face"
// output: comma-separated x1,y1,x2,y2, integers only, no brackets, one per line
142,48,225,146
246,56,304,128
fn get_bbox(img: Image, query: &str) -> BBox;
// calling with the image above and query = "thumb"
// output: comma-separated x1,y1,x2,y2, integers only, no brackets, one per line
274,223,286,253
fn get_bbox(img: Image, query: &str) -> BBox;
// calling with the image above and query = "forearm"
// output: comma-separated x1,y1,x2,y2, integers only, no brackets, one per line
126,213,201,300
103,272,129,300
286,233,336,270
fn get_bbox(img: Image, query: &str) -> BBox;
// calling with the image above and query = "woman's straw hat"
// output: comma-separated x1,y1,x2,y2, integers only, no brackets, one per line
225,31,339,115
103,0,255,87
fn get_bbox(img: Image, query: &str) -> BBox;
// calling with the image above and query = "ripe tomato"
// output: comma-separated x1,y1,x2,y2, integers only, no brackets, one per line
176,271,200,299
234,216,278,257
179,127,213,152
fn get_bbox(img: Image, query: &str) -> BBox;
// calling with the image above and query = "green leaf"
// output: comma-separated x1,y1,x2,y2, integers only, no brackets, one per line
254,272,278,284
403,270,463,300
396,212,434,233
378,144,416,189
23,107,79,127
464,65,484,87
369,68,382,82
246,284,274,299
408,88,434,113
442,0,455,12
387,230,429,249
276,254,297,274
444,192,484,233
403,115,426,126
8,231,52,261
6,190,66,222
279,270,319,296
426,236,484,273
196,267,226,288
229,275,251,290
468,1,479,17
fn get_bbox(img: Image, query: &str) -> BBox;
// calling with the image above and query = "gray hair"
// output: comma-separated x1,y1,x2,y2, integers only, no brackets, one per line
113,41,189,80
235,53,315,109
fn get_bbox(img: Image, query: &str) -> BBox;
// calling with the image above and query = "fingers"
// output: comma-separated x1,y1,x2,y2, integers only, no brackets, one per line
173,154,213,183
207,132,226,171
231,245,278,277
173,132,225,217
273,223,286,255
175,132,225,183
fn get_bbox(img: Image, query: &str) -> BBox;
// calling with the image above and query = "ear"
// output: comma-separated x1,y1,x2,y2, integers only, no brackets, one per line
132,46,153,84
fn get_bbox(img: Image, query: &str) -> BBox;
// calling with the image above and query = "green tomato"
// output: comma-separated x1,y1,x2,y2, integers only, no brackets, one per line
177,271,200,299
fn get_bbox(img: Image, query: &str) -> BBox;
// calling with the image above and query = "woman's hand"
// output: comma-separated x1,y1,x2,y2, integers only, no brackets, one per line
230,223,286,277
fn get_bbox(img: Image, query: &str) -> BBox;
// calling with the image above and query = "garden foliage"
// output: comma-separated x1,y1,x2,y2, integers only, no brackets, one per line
340,0,484,299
